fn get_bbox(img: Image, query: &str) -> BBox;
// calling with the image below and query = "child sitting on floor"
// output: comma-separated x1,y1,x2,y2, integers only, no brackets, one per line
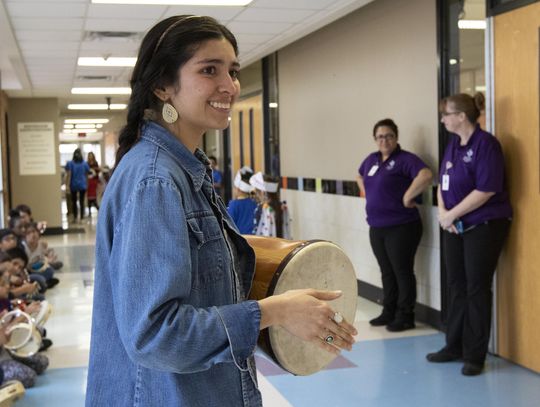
0,283,50,388
4,249,47,299
23,223,62,282
0,230,18,253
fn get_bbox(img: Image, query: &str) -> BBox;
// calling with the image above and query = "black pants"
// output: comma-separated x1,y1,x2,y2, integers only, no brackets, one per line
71,189,86,219
87,199,100,215
369,220,423,321
442,218,510,364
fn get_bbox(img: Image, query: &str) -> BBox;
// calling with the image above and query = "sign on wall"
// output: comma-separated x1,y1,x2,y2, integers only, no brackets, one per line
18,122,56,175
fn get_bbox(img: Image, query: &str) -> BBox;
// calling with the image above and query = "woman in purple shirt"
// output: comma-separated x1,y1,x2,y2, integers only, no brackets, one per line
426,93,512,376
357,119,433,332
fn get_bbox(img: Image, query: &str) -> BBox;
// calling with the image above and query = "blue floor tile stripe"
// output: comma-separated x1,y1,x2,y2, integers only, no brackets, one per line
17,367,87,407
266,334,540,407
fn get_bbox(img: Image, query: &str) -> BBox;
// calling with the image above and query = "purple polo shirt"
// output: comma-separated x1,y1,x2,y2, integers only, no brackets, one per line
440,125,512,229
359,146,427,227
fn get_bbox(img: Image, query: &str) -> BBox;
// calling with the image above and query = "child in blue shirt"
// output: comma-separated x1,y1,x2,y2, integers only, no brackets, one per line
227,167,257,234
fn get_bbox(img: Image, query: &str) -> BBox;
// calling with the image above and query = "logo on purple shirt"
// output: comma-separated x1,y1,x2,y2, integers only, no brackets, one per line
463,149,473,163
386,160,396,170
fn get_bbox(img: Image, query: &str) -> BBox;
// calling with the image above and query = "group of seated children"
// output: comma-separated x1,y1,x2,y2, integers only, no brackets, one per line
0,204,64,404
227,167,291,239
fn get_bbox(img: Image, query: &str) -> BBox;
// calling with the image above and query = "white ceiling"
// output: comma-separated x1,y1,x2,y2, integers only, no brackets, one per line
0,0,375,113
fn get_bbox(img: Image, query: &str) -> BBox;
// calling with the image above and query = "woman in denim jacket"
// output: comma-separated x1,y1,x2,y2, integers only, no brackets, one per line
86,15,357,407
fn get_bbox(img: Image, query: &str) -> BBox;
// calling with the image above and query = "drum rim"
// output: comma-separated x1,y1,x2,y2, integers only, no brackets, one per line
260,239,327,374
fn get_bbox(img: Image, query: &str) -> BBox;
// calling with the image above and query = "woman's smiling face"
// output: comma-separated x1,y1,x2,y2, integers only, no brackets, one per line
165,38,240,137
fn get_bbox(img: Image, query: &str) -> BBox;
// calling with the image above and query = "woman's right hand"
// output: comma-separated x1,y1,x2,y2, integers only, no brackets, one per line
258,289,357,354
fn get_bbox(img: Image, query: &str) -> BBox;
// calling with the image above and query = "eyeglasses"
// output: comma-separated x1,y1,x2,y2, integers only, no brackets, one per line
441,111,462,117
375,134,396,141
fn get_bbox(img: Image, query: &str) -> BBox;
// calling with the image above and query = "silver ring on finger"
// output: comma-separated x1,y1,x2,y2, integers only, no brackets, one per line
324,334,334,344
332,312,343,324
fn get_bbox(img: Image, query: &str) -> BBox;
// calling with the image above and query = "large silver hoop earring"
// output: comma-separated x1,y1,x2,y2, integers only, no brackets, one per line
162,102,178,124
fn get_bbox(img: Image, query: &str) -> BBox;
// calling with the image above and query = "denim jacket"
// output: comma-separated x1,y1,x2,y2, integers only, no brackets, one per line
86,121,262,407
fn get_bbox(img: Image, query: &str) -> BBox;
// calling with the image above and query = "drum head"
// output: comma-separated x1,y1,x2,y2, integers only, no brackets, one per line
268,241,357,376
5,324,32,351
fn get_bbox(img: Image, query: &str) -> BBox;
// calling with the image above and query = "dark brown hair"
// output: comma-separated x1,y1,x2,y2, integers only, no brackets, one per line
115,15,238,167
373,118,399,139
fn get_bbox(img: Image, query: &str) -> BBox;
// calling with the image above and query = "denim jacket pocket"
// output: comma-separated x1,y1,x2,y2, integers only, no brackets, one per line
186,214,226,289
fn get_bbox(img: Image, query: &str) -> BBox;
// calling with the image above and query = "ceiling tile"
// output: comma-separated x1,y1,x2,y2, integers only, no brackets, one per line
25,57,76,66
1,0,375,100
87,4,167,19
28,69,75,76
11,17,84,31
5,0,87,2
235,8,316,23
6,2,86,18
75,67,130,77
227,21,292,35
79,41,140,54
161,5,243,21
22,48,78,57
17,30,82,41
250,0,335,10
235,33,274,42
238,43,258,54
20,41,80,51
84,18,156,32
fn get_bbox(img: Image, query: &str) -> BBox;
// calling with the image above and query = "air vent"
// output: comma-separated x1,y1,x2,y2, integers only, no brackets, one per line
85,31,142,41
76,75,112,81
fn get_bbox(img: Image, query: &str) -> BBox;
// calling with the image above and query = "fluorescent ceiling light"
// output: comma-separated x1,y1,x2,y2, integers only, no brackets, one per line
268,102,278,108
68,104,127,110
458,20,486,30
75,124,97,129
78,57,136,67
65,119,110,124
92,0,253,5
64,124,74,129
72,87,131,95
96,124,103,128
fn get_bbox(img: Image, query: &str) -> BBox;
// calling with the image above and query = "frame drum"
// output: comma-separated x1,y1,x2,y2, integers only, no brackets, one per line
1,310,42,358
245,235,357,376
0,380,25,407
31,300,52,328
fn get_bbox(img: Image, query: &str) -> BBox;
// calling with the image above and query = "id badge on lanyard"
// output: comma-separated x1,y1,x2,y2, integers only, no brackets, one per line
368,165,379,176
442,174,450,191
442,161,452,191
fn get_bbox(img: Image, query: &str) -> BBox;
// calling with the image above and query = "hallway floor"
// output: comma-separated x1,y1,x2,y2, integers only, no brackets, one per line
15,218,540,406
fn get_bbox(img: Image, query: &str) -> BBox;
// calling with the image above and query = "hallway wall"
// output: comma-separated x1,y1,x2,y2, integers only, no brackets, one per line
278,0,441,310
8,98,62,227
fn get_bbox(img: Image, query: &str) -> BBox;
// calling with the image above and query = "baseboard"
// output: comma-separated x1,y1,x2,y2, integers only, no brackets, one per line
42,227,86,235
357,279,444,331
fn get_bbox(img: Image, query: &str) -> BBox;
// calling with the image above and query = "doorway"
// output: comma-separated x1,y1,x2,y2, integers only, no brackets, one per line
59,142,103,225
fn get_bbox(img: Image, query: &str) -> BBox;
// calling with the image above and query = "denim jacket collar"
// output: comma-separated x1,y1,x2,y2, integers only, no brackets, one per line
141,121,209,191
